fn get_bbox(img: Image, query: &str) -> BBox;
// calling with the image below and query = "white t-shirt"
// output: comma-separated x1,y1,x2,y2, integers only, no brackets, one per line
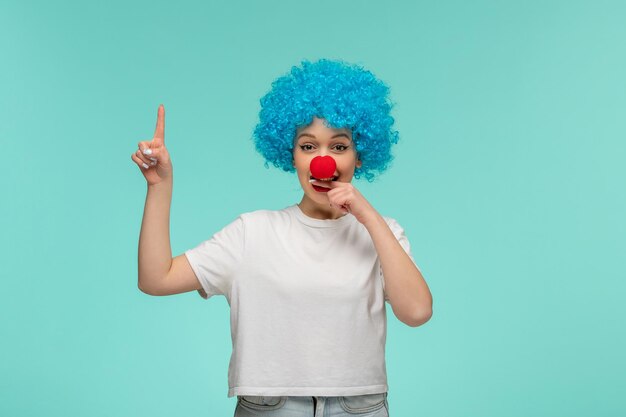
184,203,420,398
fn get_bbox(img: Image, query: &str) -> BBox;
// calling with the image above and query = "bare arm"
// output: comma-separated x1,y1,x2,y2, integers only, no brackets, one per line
137,178,174,293
363,213,433,327
137,180,204,296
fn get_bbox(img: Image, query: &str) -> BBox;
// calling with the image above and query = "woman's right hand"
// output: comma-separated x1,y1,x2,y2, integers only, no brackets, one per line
131,104,173,185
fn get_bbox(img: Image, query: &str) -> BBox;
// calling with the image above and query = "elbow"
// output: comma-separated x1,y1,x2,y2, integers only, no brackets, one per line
407,306,433,328
138,279,157,296
138,282,151,295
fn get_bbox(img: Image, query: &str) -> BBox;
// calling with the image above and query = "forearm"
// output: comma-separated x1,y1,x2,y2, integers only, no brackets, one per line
137,178,173,293
363,213,432,326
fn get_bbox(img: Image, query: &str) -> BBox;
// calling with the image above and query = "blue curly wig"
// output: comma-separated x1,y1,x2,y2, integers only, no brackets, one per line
252,58,400,182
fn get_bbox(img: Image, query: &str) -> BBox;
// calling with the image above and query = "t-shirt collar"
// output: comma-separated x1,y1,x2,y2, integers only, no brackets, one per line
288,204,355,228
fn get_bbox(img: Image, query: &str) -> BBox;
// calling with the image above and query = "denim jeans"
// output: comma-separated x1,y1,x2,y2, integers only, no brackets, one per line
234,392,389,417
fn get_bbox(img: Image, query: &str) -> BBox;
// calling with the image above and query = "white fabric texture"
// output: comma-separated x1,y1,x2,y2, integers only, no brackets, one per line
184,204,420,398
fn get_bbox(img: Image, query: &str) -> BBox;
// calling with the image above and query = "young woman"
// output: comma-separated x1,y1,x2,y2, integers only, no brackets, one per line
133,58,433,417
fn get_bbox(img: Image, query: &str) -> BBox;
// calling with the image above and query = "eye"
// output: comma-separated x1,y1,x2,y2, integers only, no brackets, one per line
298,144,349,152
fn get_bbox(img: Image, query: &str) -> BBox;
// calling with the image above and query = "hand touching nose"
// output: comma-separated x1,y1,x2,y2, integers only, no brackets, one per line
131,104,173,185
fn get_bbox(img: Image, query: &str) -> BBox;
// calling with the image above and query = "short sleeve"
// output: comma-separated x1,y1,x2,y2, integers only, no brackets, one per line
380,217,421,303
184,215,245,300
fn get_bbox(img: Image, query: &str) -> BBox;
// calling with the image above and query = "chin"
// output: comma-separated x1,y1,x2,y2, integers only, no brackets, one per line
304,188,329,204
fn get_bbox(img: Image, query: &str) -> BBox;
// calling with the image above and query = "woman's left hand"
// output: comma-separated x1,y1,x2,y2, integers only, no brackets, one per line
312,180,379,225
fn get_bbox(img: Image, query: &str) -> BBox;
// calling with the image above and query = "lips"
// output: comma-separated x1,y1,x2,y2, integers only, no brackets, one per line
310,175,337,193
312,183,331,192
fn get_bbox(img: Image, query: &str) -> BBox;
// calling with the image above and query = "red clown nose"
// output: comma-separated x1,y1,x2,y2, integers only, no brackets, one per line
310,156,337,179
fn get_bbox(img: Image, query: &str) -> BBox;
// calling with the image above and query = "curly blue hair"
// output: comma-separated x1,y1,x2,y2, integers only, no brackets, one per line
252,58,400,182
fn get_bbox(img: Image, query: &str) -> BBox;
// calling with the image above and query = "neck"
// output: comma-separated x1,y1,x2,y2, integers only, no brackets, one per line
298,194,347,220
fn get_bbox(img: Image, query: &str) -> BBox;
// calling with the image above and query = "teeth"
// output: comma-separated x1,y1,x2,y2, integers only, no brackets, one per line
310,176,338,181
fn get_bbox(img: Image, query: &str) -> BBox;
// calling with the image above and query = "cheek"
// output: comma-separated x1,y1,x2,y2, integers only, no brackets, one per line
295,163,310,177
339,158,358,171
294,156,311,172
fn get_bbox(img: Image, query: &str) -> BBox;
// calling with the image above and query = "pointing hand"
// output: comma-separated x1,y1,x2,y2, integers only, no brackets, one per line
131,104,173,185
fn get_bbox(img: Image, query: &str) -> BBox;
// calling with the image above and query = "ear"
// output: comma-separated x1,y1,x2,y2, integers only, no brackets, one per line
356,157,362,169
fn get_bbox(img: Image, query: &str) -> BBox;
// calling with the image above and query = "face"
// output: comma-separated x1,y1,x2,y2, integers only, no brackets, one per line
292,117,362,209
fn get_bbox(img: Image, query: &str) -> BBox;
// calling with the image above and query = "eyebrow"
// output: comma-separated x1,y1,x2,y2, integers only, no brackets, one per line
297,133,351,141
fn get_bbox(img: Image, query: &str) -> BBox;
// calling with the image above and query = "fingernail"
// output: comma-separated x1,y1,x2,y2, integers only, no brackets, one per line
142,163,149,169
150,161,156,165
142,148,152,155
149,157,157,162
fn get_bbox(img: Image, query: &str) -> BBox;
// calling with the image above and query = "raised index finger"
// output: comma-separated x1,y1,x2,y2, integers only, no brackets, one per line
153,104,165,145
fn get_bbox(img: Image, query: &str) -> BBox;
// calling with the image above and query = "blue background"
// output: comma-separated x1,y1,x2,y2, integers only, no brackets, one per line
1,0,625,416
